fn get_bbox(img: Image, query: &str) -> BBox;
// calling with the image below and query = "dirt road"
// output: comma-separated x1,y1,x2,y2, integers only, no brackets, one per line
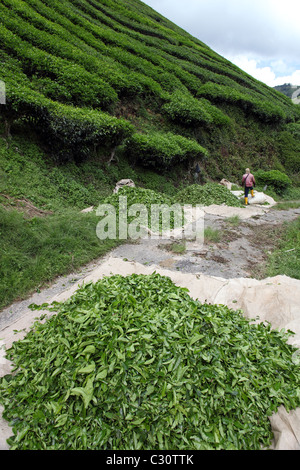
0,204,299,332
109,205,300,280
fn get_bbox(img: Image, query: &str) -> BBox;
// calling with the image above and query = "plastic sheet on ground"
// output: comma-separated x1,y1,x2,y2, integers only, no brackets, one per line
231,190,277,206
1,256,299,450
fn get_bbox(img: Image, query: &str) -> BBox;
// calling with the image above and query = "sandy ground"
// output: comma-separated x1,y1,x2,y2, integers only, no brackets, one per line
1,202,300,450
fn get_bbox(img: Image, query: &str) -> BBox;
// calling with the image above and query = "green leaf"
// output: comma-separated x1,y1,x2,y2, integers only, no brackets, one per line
55,414,69,427
190,333,204,345
78,362,95,374
95,369,108,380
70,376,94,409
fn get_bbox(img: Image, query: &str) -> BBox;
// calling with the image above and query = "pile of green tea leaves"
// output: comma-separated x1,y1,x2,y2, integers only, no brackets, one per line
103,186,174,208
1,273,300,450
100,186,184,233
174,183,243,207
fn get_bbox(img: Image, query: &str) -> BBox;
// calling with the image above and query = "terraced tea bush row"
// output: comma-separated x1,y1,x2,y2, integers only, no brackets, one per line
1,65,133,161
162,91,231,127
198,82,288,124
125,132,209,169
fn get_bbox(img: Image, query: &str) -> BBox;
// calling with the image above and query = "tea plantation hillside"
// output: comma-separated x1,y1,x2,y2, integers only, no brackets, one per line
1,0,300,183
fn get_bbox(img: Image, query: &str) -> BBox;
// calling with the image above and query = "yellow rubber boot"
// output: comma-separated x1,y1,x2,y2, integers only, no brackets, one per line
251,190,254,198
245,197,248,205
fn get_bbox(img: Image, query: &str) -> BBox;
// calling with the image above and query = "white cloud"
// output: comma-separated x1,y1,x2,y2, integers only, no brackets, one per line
228,55,300,87
143,0,300,87
144,0,300,59
273,70,300,88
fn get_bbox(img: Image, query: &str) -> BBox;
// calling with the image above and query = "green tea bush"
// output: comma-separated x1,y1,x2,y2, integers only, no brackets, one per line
162,91,230,127
174,183,243,207
1,71,134,162
255,170,293,195
197,82,287,124
0,19,118,109
125,132,208,169
1,274,300,450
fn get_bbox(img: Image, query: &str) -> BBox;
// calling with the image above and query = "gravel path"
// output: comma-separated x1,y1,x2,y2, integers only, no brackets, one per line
0,205,299,332
108,206,300,279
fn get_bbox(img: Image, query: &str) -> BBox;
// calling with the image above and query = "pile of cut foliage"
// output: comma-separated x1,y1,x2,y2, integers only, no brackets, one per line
103,186,173,209
100,186,182,233
1,273,299,450
174,183,243,207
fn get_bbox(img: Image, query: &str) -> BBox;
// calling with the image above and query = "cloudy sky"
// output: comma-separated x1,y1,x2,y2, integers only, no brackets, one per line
143,0,300,88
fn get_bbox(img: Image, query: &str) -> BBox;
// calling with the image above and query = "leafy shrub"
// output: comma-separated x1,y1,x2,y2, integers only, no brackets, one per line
277,129,300,174
41,102,134,163
1,71,134,162
197,82,287,123
174,183,243,207
162,91,230,127
1,273,300,449
125,132,208,168
255,170,292,195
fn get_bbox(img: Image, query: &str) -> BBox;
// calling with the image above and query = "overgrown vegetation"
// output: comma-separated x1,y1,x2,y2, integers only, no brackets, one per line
255,170,292,195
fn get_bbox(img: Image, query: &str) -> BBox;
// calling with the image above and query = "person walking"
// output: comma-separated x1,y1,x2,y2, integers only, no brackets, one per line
242,168,256,205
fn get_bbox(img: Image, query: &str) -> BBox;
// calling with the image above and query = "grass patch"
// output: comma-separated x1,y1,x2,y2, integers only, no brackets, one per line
160,240,186,254
0,206,122,309
272,201,300,211
265,217,300,279
226,215,241,226
204,226,221,243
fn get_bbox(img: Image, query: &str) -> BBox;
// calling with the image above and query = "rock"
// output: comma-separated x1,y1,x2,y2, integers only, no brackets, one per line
113,179,135,194
80,206,94,213
220,179,233,190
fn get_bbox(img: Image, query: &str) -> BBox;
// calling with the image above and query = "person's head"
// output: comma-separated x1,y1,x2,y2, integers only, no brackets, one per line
246,168,250,174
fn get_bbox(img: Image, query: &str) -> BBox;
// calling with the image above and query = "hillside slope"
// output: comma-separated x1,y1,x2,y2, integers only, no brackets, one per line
274,84,300,99
0,0,300,182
